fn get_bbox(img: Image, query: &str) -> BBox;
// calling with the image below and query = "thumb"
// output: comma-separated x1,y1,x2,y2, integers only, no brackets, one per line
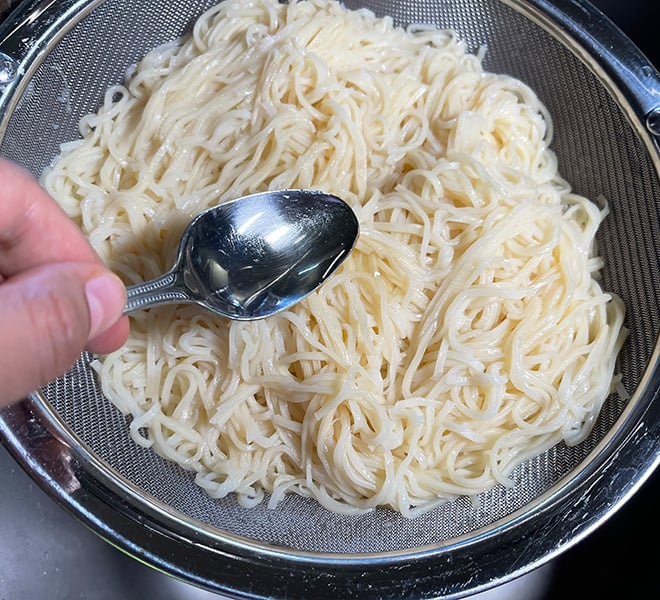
0,262,127,406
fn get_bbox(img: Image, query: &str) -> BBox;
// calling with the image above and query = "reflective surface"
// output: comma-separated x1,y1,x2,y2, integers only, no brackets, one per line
124,190,359,320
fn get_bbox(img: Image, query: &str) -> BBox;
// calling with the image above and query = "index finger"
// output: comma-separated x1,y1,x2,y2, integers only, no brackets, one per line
0,158,101,277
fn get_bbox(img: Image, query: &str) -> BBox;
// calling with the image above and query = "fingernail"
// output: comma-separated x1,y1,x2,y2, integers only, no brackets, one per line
85,273,126,341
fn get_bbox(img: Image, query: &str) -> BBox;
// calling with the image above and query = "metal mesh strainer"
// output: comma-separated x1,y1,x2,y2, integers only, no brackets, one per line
0,0,658,598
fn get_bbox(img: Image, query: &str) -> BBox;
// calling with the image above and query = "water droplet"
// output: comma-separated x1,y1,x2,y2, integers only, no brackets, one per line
0,52,18,85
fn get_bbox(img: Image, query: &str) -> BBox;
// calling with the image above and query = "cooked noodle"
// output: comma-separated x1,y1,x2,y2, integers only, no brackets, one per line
42,0,627,516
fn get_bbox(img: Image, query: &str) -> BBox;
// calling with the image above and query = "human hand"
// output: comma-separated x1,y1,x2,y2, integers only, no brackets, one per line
0,159,129,406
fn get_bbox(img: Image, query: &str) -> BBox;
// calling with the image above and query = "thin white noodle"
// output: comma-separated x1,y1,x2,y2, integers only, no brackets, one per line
43,0,627,517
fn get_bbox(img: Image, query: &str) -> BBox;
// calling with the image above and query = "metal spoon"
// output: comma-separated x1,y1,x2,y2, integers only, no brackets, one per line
123,190,359,320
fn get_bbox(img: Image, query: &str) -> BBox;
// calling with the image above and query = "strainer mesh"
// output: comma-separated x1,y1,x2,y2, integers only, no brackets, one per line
2,0,658,554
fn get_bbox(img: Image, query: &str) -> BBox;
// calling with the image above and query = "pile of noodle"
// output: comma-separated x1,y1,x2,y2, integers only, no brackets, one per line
42,0,626,517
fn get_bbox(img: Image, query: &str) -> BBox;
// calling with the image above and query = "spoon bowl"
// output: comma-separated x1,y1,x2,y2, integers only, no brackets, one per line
123,190,359,320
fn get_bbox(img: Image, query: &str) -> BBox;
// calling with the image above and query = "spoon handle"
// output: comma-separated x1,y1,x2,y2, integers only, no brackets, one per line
124,271,191,314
